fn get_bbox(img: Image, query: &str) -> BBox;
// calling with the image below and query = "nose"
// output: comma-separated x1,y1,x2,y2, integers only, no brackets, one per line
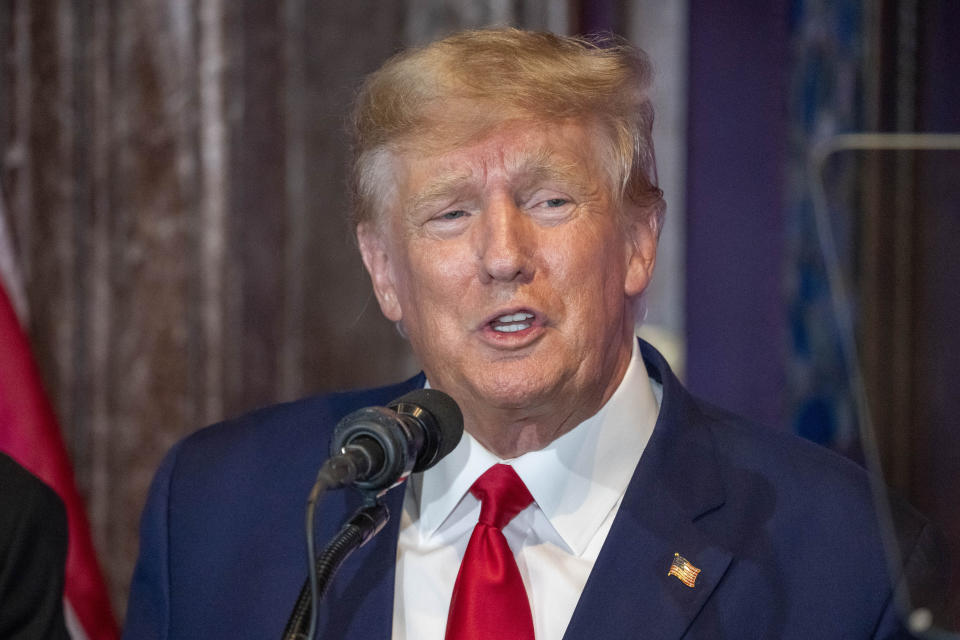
475,195,534,284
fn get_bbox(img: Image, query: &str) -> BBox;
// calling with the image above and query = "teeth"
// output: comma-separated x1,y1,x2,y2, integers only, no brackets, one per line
496,312,534,323
491,311,534,333
494,323,531,333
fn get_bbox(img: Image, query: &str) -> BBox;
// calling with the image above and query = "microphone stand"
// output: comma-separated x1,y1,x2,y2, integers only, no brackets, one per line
280,389,463,639
281,497,389,640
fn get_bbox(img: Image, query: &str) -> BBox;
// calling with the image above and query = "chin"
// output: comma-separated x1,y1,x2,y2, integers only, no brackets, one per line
467,367,563,411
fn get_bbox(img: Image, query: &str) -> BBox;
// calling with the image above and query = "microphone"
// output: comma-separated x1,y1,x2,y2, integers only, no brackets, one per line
284,390,462,640
325,388,463,492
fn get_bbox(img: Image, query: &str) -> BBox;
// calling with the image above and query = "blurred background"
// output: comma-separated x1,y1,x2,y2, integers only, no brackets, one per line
1,0,957,634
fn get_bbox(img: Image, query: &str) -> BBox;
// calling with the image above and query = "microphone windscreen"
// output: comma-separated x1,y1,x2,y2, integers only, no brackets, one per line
388,388,463,470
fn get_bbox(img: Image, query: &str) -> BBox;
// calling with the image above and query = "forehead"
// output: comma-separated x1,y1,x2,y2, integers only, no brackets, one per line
392,118,608,205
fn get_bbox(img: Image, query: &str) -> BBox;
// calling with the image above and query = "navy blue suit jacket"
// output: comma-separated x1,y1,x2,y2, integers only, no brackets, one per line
124,341,935,638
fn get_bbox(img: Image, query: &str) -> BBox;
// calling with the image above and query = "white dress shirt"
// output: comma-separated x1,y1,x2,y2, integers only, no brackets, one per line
393,340,662,639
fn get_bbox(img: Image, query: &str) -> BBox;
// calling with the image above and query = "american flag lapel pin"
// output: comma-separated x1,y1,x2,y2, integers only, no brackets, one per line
667,553,701,588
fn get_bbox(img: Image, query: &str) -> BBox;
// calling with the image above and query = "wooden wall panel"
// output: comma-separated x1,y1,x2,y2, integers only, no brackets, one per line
299,1,413,396
108,0,203,607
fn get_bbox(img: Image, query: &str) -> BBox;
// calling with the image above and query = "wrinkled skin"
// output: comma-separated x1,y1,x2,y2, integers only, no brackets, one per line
358,119,657,458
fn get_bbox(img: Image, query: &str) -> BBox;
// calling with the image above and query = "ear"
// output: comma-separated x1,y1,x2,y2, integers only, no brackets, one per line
623,207,658,298
357,222,403,322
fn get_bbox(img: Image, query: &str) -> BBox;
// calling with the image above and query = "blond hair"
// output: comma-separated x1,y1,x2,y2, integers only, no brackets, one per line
349,28,665,233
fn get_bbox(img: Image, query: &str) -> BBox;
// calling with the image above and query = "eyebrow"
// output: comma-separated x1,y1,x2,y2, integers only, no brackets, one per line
513,148,589,193
405,170,477,215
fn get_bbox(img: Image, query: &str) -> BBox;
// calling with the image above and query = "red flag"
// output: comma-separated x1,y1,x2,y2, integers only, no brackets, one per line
0,281,119,639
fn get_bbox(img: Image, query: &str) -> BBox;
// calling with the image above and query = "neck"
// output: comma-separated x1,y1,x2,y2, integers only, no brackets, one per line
465,408,584,459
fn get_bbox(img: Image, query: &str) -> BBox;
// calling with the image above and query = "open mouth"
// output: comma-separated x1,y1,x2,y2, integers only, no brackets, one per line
489,311,535,333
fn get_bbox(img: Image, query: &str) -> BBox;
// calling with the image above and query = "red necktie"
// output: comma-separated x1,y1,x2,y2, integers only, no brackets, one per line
445,464,536,640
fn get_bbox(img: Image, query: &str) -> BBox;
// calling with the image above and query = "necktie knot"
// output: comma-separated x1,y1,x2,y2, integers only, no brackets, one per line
470,464,533,529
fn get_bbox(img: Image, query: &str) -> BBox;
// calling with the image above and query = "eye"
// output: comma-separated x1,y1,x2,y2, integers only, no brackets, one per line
526,191,573,210
524,191,576,226
421,208,472,236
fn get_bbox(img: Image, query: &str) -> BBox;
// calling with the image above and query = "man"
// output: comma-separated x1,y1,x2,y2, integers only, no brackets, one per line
124,29,940,639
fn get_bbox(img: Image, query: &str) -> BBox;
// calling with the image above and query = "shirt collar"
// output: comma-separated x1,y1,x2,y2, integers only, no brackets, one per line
414,338,661,556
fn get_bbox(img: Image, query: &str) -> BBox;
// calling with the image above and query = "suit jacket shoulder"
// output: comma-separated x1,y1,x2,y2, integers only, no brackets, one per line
123,376,422,640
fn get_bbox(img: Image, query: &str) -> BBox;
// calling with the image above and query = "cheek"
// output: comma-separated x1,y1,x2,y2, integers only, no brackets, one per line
556,229,627,289
398,244,473,320
578,245,632,321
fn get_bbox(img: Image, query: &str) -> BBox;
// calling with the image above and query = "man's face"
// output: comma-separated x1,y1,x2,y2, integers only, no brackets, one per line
358,118,656,451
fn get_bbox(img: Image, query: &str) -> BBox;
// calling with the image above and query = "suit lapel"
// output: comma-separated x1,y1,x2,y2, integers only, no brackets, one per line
563,341,733,640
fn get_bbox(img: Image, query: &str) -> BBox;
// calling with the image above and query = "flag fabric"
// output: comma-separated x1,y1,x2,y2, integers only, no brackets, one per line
667,553,701,588
0,279,119,638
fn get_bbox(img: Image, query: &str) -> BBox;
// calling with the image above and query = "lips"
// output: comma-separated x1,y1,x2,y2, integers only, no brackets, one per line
478,308,545,345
